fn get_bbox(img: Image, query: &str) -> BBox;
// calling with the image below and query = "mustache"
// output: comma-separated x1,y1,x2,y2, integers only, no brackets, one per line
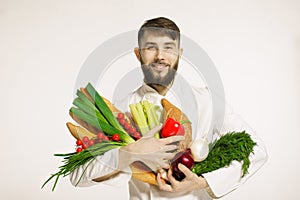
144,61,169,67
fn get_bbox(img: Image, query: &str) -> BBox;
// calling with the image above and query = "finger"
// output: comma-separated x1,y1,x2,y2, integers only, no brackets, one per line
154,157,171,169
159,152,176,160
178,163,192,177
159,145,178,152
160,135,185,145
157,172,172,192
143,124,162,138
160,161,170,169
158,169,168,179
167,166,179,185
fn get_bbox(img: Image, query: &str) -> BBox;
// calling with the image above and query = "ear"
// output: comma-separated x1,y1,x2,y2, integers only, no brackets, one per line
179,48,183,58
134,47,141,62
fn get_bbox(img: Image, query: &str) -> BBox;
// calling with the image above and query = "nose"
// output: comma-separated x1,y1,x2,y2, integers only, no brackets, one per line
155,48,166,61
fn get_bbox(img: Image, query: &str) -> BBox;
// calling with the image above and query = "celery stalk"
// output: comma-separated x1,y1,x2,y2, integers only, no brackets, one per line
136,103,150,135
142,100,160,138
130,103,149,135
143,100,160,128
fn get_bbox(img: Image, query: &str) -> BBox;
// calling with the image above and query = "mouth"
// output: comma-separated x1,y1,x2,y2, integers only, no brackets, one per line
151,63,169,72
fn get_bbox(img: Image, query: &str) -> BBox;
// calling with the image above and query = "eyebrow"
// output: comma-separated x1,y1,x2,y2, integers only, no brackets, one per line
164,42,176,47
143,42,177,46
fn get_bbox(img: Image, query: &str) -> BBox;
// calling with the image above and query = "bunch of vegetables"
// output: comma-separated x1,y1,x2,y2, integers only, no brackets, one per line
42,82,257,191
42,83,138,191
160,122,257,181
173,132,256,180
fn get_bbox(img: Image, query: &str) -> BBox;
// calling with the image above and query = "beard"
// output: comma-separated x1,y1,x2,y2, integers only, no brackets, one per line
141,58,179,87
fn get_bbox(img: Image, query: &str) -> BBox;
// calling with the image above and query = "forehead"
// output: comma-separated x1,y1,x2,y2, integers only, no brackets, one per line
139,31,179,47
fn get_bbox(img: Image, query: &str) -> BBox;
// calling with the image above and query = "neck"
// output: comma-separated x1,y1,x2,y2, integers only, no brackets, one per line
147,81,173,96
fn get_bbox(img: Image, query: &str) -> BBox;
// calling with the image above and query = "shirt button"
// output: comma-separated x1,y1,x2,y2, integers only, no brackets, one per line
145,94,151,99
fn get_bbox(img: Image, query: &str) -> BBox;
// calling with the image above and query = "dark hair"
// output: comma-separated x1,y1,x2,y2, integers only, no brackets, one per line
138,17,181,46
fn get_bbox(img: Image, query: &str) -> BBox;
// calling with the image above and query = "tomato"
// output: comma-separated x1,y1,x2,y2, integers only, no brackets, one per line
88,140,95,146
76,147,83,153
124,123,131,130
97,132,104,139
96,138,102,143
82,136,89,144
112,134,120,142
131,128,137,135
160,118,181,138
103,135,109,141
76,139,83,146
117,113,124,119
119,119,126,126
82,144,88,149
135,134,141,140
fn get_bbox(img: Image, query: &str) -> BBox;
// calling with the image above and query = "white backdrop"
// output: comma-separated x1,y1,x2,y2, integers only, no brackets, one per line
1,0,299,199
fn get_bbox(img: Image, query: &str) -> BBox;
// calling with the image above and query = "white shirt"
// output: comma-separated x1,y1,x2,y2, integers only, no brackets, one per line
70,83,268,200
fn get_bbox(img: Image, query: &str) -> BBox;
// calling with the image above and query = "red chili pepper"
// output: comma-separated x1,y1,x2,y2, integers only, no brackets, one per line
160,118,182,138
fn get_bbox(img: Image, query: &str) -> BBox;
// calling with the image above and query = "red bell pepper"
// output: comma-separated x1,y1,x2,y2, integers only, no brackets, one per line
160,118,184,138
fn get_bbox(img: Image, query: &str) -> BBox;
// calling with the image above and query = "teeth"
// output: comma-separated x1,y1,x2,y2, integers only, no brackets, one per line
153,64,167,68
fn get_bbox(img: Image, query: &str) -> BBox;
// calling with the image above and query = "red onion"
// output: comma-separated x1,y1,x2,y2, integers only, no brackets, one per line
170,149,195,181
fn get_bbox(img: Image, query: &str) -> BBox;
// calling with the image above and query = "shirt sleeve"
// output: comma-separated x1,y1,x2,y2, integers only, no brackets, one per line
69,148,132,187
202,111,268,198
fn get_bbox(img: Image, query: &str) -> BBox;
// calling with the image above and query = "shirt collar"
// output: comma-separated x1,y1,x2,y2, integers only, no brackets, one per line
138,83,158,94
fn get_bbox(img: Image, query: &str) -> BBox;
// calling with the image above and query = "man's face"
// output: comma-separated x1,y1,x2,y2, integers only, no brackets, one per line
136,31,182,87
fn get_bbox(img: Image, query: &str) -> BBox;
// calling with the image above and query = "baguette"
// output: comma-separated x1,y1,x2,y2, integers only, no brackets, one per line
66,122,96,140
161,98,192,151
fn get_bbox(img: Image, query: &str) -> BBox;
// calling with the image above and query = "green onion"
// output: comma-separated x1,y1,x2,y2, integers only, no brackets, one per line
72,98,108,124
42,141,125,191
85,83,125,133
70,107,134,144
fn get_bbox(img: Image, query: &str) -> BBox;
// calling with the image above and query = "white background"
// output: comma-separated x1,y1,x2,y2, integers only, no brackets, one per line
1,0,299,199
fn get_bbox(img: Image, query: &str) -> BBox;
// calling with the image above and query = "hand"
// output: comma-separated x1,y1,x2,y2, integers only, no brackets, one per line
120,125,185,171
157,163,208,193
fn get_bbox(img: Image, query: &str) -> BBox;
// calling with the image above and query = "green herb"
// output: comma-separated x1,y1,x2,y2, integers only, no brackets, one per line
192,131,256,177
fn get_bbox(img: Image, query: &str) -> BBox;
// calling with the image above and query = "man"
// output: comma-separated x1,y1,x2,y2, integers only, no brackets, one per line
70,17,268,199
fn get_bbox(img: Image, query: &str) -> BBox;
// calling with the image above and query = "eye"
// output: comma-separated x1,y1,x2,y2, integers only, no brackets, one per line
165,46,174,51
146,46,157,50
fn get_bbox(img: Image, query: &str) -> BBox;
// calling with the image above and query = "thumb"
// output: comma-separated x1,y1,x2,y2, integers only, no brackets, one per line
143,124,162,138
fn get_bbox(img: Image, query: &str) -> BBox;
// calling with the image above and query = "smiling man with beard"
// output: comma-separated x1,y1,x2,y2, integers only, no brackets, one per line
136,25,182,95
70,17,268,200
